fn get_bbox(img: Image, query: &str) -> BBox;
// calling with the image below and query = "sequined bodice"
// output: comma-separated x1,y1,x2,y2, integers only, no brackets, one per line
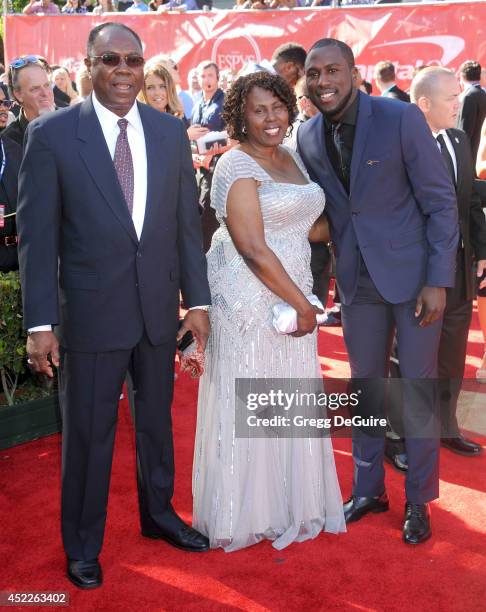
207,148,326,336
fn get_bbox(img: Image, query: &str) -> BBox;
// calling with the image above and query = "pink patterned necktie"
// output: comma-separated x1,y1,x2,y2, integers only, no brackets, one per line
113,118,134,215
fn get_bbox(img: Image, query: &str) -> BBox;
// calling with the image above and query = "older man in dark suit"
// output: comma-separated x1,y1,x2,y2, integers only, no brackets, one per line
386,69,486,468
412,68,486,452
17,23,211,590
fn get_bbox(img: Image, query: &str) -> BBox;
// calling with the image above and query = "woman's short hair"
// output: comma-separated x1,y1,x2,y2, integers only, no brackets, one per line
222,71,297,142
138,62,183,118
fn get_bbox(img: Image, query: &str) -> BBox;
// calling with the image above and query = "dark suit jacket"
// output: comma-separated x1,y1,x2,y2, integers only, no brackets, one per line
456,84,486,163
17,95,210,352
383,85,410,103
0,137,22,272
0,137,22,218
2,110,29,149
53,85,71,109
446,128,486,299
297,92,459,305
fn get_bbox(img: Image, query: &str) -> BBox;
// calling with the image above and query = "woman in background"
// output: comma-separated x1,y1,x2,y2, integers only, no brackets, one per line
61,0,88,13
53,67,81,106
92,0,114,14
75,66,93,101
138,62,187,124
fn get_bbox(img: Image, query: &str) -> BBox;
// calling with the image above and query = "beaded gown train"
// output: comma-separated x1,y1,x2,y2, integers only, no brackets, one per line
192,147,346,551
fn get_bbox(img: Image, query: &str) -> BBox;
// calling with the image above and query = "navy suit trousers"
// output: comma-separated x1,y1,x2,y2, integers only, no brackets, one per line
341,257,441,503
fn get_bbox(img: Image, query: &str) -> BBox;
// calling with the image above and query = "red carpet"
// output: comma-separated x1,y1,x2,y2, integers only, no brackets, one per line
1,305,485,611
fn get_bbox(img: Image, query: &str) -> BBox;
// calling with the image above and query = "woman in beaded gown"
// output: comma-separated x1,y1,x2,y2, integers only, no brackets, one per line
192,72,346,551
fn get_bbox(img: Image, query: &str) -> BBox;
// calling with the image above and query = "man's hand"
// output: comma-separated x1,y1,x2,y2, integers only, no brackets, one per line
177,309,210,351
415,286,446,327
291,305,322,338
187,125,209,142
477,259,486,290
26,331,59,378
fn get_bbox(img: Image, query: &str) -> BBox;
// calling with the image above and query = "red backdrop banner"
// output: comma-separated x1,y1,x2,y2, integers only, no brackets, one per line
5,2,486,89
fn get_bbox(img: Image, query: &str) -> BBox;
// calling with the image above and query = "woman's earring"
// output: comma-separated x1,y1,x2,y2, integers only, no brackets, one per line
242,125,247,134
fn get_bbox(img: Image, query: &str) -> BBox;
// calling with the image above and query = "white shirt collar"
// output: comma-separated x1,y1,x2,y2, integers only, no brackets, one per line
91,91,143,135
431,128,447,140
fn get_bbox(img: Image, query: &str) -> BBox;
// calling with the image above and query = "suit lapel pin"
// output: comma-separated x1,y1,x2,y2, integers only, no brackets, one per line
366,160,380,166
455,137,460,143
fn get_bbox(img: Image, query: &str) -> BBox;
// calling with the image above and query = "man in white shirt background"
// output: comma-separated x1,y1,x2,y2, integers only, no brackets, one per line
17,22,211,590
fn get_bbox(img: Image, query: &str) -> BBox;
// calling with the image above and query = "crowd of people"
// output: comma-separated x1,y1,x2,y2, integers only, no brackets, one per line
1,23,486,589
15,0,447,15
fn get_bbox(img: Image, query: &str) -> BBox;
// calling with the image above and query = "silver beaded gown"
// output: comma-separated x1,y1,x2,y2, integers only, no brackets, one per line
192,147,346,551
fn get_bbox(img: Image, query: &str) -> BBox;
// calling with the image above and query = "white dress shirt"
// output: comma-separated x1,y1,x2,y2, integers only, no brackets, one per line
29,94,148,333
92,92,147,240
432,128,457,183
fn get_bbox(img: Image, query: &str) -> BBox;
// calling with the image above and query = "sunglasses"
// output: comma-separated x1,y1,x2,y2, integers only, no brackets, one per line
10,55,41,70
0,99,15,109
89,53,145,68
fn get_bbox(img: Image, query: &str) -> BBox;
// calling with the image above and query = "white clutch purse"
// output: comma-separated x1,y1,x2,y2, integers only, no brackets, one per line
272,294,326,334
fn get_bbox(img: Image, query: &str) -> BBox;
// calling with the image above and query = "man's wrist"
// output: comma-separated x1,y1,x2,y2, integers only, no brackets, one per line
27,325,53,334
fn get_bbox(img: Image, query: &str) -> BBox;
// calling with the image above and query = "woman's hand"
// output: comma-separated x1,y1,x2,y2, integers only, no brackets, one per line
291,305,323,337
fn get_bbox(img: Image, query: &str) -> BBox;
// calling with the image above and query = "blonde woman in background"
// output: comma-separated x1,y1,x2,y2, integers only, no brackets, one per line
138,61,187,124
53,67,81,106
476,118,486,380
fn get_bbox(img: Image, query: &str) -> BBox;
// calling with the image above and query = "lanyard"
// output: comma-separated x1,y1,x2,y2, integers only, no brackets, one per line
0,140,5,183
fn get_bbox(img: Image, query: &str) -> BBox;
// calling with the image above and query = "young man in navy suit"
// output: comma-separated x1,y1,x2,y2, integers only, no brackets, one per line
298,39,459,544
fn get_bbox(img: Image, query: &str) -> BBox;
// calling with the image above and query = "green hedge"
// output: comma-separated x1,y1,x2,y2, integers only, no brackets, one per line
0,271,27,405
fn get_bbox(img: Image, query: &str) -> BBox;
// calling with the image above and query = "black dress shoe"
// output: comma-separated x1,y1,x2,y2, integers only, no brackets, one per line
67,558,102,590
441,435,483,456
343,492,389,524
142,524,209,552
384,445,408,472
403,502,431,544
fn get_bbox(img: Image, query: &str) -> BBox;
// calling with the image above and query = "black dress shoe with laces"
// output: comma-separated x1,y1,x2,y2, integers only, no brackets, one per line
142,524,209,552
343,492,389,524
67,558,102,590
441,435,483,456
403,502,431,545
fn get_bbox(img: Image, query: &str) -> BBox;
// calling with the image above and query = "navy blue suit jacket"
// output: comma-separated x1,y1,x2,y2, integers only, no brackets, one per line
297,92,459,305
18,96,210,351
